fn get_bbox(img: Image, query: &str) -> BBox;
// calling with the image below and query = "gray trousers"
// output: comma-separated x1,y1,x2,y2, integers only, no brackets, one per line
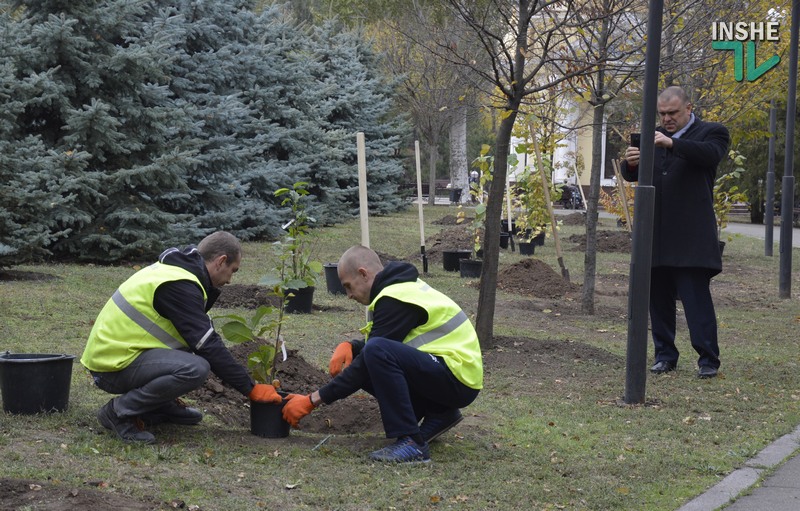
91,348,210,418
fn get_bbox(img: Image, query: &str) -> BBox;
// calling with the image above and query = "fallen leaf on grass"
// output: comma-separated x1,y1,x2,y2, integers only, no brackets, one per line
285,483,299,490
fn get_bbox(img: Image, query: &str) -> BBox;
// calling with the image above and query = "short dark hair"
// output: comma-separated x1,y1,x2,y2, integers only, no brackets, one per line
197,231,241,264
659,86,691,105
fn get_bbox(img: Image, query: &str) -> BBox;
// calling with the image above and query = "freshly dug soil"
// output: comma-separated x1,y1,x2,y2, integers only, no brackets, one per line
0,478,159,511
568,230,631,252
411,225,474,264
187,344,384,436
497,258,581,299
560,212,586,225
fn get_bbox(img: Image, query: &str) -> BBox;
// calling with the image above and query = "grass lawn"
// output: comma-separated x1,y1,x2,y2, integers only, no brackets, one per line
2,205,800,510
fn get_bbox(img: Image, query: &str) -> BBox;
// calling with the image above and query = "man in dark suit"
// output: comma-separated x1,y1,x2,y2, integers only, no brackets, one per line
620,86,730,379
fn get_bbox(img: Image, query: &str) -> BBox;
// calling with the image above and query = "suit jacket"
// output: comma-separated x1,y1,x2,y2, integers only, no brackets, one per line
620,118,730,274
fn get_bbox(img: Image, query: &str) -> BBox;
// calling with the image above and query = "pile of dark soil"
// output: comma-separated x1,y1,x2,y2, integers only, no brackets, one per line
567,230,631,252
0,478,158,511
409,225,473,263
214,284,280,309
496,258,581,298
0,270,58,281
187,344,383,435
560,212,586,225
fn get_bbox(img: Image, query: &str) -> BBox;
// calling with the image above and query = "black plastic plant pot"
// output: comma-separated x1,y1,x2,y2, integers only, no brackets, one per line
442,250,471,272
533,232,546,247
285,286,314,314
459,259,482,278
500,232,510,249
519,242,535,256
500,219,518,235
0,352,76,414
250,393,290,438
323,263,345,295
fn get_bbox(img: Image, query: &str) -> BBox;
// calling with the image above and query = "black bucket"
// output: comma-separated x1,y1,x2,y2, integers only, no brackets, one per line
519,242,536,256
285,286,314,314
0,352,76,414
324,263,345,295
459,259,482,278
442,250,471,272
250,394,291,438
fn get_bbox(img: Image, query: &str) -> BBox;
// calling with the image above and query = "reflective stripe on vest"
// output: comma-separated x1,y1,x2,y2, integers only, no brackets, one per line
111,290,185,350
404,310,470,349
364,279,483,389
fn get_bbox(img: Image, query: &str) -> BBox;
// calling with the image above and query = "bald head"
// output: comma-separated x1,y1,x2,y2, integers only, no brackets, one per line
338,245,383,277
658,86,691,105
337,245,383,305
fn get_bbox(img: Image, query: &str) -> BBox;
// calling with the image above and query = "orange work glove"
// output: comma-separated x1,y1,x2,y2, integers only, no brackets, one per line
282,393,316,427
248,383,282,404
328,341,353,377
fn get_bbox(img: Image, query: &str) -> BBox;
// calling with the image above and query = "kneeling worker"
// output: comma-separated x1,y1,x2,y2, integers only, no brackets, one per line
81,231,281,443
282,245,483,463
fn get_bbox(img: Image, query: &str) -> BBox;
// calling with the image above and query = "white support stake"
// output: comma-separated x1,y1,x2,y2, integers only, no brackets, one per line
357,132,370,248
415,141,428,272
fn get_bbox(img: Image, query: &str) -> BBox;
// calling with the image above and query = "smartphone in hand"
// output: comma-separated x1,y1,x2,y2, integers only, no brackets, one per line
630,133,641,148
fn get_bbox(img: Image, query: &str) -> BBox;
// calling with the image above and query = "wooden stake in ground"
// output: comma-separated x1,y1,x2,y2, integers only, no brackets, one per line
529,126,570,282
612,159,633,233
357,132,369,248
414,140,428,273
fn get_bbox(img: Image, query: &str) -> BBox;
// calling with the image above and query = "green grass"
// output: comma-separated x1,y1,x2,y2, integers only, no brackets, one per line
2,205,800,510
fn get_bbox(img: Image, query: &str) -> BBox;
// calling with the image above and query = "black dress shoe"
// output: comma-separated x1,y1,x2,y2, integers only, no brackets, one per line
698,366,718,379
650,361,677,374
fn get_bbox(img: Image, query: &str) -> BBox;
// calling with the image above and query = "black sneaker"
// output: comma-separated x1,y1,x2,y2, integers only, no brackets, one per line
369,436,431,464
140,399,203,426
97,399,155,444
419,409,463,443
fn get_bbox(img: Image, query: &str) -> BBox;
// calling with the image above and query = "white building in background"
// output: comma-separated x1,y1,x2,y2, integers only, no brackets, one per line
508,98,617,191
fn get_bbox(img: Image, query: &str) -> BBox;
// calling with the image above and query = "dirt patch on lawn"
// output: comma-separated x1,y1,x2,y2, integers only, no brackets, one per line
496,258,581,299
0,269,60,281
187,345,384,436
0,478,160,511
568,230,631,252
406,225,473,264
560,212,587,225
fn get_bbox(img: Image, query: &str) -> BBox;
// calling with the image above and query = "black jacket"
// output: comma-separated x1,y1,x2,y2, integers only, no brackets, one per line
318,261,427,404
153,246,254,395
620,118,730,274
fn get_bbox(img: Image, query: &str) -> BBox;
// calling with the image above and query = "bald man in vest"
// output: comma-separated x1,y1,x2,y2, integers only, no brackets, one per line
82,231,281,444
282,245,483,464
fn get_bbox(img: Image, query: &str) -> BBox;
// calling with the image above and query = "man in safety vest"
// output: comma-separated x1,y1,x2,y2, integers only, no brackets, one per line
282,245,483,463
81,231,281,444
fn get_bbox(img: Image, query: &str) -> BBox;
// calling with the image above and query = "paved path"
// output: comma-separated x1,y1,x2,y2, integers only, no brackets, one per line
678,220,800,510
723,221,800,248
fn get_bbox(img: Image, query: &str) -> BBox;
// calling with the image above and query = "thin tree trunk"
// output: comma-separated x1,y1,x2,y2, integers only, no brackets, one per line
449,105,469,202
475,108,518,347
427,135,438,206
581,101,605,314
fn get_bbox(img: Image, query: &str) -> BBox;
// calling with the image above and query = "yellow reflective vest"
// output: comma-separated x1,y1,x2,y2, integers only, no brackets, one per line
361,279,483,389
81,263,207,372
